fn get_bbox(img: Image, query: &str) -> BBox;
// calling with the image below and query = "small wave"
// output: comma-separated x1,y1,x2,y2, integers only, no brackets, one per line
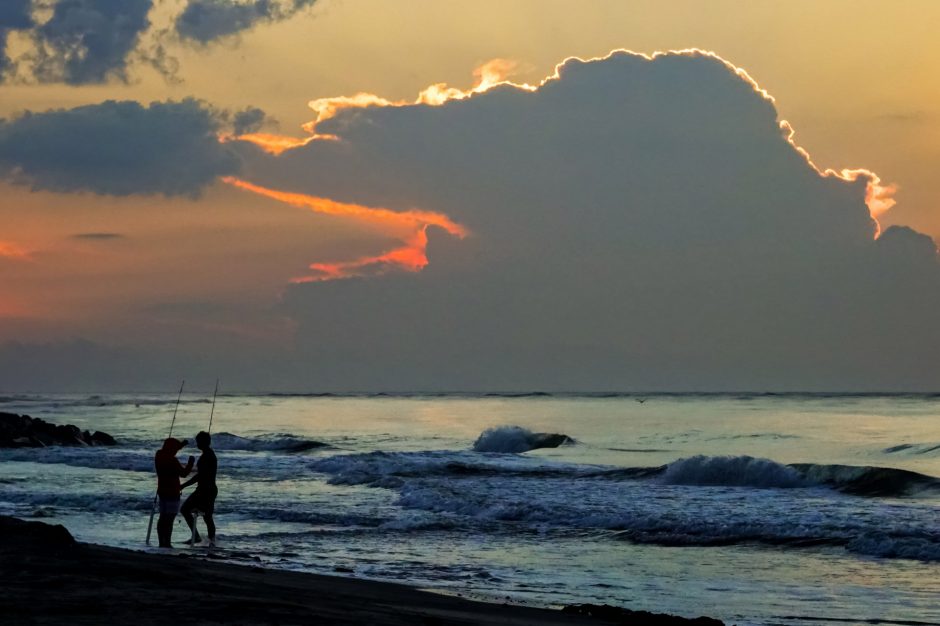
792,463,940,497
0,491,152,513
883,442,940,455
211,432,329,453
613,526,940,561
472,426,573,453
0,447,154,472
309,450,590,488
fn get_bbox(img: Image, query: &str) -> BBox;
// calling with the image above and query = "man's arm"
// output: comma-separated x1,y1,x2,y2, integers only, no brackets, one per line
177,456,195,477
181,474,198,489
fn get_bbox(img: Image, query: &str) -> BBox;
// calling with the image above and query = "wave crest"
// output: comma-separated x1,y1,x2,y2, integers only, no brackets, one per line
662,455,806,488
472,426,573,453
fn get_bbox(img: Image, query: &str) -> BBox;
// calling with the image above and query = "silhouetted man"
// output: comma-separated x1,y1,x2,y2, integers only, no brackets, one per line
181,431,218,544
154,437,194,548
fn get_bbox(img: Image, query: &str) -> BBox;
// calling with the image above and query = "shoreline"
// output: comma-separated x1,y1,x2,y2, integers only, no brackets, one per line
0,515,724,625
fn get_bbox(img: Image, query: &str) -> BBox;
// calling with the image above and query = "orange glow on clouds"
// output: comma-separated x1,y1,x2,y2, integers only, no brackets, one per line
0,241,30,260
222,177,467,282
297,228,433,283
228,132,319,155
303,59,530,135
779,120,897,225
226,59,529,150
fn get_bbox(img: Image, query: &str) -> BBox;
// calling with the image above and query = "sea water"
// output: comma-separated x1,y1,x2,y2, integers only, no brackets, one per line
1,393,938,626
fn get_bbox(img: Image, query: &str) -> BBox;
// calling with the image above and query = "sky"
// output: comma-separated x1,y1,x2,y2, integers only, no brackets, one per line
1,0,939,392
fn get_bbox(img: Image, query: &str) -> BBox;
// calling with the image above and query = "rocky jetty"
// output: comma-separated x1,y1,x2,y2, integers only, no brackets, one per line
0,412,116,448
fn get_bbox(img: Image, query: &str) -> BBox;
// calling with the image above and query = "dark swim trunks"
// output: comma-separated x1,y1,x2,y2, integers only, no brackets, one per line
183,486,218,514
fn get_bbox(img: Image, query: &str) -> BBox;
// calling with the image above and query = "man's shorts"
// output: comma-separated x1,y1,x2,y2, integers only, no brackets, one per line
183,487,217,515
158,497,180,515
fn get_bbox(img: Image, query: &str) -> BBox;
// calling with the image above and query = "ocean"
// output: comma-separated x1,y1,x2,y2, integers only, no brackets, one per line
1,393,938,626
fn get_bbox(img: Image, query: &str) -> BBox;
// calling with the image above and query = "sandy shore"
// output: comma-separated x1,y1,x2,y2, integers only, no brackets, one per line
0,516,724,625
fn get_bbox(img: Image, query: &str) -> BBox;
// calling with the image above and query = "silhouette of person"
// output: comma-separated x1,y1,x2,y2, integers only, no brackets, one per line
154,437,194,548
180,431,218,544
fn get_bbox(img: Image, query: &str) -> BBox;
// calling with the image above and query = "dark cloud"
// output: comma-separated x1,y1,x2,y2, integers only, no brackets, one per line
0,98,242,196
232,106,266,135
70,232,124,240
0,0,33,29
1,0,317,84
231,51,940,391
29,0,153,84
175,0,316,43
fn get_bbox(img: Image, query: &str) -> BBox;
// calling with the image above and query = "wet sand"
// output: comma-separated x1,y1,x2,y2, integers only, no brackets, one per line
0,516,722,625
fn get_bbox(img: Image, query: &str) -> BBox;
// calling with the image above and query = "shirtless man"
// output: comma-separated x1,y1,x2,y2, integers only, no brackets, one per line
180,431,218,544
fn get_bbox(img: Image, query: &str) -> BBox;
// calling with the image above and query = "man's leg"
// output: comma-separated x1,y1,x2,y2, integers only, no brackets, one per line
180,493,201,542
204,513,216,541
157,513,173,547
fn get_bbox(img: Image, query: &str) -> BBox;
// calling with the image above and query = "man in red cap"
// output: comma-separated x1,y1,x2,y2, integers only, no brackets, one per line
154,437,195,548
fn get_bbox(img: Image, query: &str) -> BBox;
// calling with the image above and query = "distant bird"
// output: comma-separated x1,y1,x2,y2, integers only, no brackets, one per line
635,398,646,404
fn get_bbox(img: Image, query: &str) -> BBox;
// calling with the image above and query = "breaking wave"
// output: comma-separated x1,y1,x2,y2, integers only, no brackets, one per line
662,455,806,488
472,426,573,453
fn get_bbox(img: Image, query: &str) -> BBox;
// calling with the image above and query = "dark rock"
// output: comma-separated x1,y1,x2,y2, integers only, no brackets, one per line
561,604,725,626
90,431,117,446
0,515,76,549
0,411,116,448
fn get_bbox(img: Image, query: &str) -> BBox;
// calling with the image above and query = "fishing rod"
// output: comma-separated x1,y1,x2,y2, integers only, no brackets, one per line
207,379,219,434
145,380,185,546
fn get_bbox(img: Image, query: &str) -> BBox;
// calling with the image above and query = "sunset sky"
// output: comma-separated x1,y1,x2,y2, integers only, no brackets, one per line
1,0,939,391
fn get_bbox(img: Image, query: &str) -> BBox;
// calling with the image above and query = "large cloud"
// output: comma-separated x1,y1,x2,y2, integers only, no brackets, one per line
0,98,244,196
175,0,317,44
223,50,940,391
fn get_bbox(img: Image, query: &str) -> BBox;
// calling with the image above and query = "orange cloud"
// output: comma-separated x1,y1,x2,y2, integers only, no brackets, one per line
222,177,467,282
225,132,320,155
0,241,31,261
295,228,434,283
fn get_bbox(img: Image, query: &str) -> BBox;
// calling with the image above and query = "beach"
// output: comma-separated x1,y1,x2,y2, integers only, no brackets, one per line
0,516,723,625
